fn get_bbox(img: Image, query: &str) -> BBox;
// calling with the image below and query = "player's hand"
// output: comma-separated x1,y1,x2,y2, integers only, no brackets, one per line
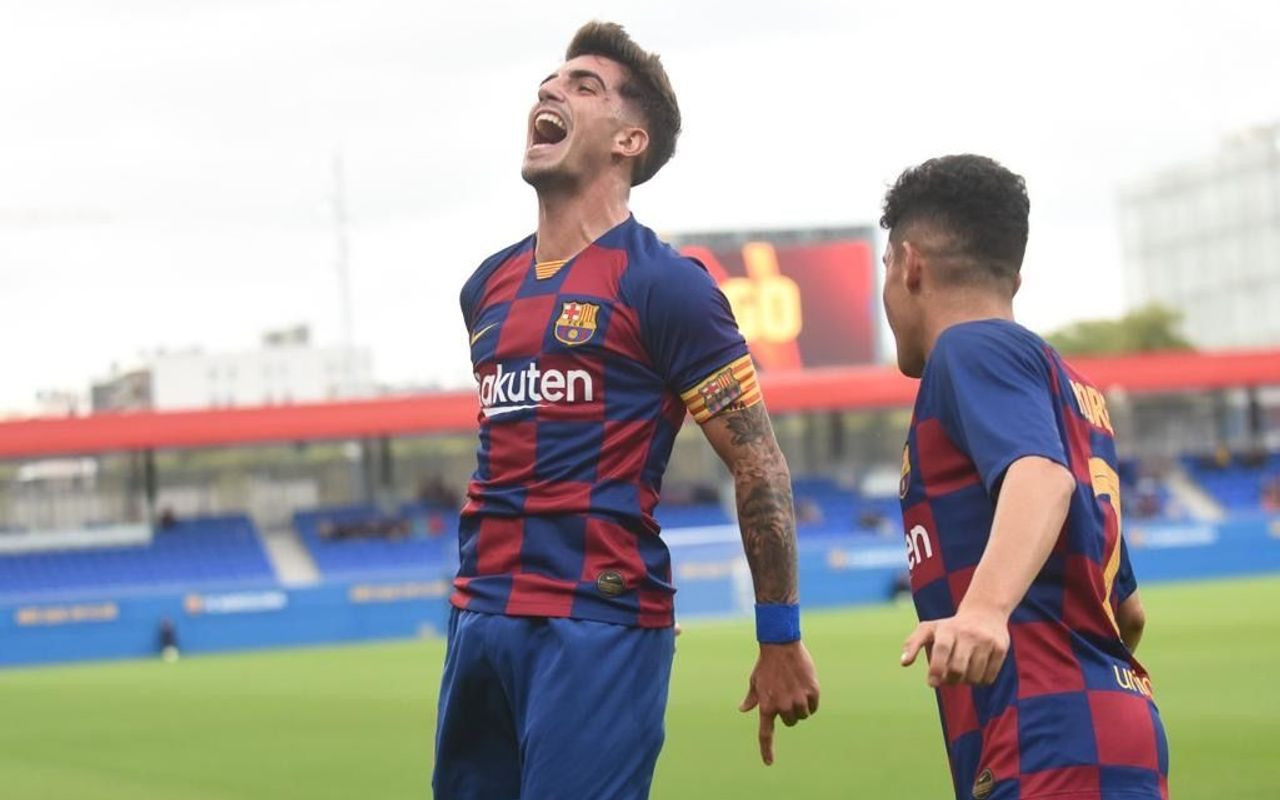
900,608,1009,688
738,641,820,766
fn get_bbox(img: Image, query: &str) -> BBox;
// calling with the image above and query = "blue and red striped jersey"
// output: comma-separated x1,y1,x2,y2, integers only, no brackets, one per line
452,216,759,627
902,320,1168,800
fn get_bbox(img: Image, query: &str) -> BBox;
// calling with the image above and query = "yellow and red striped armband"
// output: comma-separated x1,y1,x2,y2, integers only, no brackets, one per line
680,355,762,424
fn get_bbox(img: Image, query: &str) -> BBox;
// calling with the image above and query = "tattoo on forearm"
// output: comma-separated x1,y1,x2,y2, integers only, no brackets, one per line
739,481,798,604
724,405,799,604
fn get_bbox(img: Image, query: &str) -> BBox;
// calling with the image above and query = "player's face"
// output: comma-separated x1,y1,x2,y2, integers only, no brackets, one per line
521,55,637,189
882,239,927,378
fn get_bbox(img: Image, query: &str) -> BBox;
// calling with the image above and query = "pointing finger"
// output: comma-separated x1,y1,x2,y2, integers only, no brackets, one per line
759,710,776,765
901,622,936,667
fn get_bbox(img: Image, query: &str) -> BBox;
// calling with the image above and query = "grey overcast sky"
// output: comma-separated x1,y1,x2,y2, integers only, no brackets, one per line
1,0,1276,414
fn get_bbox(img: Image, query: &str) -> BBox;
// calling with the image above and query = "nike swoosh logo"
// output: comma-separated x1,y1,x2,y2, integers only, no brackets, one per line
469,323,498,346
482,403,545,418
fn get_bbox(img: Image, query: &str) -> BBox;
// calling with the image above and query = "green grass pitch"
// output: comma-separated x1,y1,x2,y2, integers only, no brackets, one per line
1,576,1276,799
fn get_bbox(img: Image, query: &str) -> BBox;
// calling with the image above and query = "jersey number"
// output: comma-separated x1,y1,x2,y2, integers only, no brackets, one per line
1089,457,1125,634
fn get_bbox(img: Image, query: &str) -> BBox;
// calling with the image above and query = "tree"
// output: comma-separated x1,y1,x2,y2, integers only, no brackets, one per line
1045,305,1193,356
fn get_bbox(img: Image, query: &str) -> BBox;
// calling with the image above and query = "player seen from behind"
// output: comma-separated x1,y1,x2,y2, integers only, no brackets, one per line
883,154,1168,800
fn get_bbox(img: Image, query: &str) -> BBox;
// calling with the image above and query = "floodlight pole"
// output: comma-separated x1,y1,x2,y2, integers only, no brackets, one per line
332,151,355,353
143,449,157,528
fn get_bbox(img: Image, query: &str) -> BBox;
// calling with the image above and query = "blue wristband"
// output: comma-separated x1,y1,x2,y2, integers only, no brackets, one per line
755,603,801,644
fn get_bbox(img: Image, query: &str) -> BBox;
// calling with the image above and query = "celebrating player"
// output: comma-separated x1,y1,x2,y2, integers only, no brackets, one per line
432,21,819,800
882,155,1169,799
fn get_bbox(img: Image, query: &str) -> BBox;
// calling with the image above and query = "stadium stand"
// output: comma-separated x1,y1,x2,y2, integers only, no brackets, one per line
292,505,452,578
1117,460,1178,519
1,348,1277,668
4,456,1253,605
0,514,273,600
1183,451,1280,512
295,500,736,578
791,476,900,536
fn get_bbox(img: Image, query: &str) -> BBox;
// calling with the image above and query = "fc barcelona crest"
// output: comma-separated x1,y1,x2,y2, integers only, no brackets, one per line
698,368,743,417
554,301,599,346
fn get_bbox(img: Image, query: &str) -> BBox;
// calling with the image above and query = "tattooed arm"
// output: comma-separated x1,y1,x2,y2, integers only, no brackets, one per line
700,403,820,766
701,404,798,604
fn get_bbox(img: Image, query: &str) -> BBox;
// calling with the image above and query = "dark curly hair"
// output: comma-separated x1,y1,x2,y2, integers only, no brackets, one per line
880,155,1029,290
567,21,681,186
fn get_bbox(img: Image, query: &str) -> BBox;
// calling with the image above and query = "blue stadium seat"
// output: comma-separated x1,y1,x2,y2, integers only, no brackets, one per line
0,514,275,601
293,506,453,578
1183,452,1280,512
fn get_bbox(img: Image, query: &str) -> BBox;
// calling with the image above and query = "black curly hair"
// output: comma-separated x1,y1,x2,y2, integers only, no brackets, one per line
880,154,1029,290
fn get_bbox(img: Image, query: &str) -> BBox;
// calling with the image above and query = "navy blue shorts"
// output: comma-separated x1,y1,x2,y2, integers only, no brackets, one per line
432,608,676,800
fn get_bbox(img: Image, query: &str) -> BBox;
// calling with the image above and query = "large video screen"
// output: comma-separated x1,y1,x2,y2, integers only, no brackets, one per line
675,228,878,371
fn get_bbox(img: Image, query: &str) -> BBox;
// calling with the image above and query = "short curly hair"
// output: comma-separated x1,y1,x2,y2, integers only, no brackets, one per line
880,154,1029,289
567,21,681,186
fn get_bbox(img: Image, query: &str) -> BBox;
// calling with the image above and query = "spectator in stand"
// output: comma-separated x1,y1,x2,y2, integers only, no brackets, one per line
427,512,448,537
1262,474,1280,512
158,507,179,530
318,520,342,541
418,476,460,508
795,498,824,526
1212,444,1231,470
1134,477,1162,519
1241,447,1268,469
857,508,895,537
329,516,411,540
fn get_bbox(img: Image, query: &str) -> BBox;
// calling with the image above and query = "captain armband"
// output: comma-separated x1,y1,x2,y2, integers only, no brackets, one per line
680,355,762,424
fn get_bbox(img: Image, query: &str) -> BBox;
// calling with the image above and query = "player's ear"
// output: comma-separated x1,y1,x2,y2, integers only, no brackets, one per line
1011,272,1022,297
901,241,926,294
614,125,649,162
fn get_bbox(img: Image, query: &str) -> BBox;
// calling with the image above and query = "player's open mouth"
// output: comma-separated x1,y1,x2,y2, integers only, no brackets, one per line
531,111,568,147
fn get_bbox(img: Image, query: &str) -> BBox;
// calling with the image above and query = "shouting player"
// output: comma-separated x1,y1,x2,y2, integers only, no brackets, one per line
433,22,820,799
883,155,1168,800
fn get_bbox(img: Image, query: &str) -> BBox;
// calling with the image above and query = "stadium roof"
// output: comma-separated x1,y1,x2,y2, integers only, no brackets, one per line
2,348,1279,459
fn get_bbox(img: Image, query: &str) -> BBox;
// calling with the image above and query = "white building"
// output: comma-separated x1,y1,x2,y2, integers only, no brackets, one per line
93,326,375,412
1118,123,1280,349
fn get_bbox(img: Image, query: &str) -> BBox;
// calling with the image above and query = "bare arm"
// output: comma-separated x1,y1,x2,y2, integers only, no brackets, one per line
959,456,1075,619
699,402,818,765
1116,590,1146,652
700,403,797,604
903,456,1075,686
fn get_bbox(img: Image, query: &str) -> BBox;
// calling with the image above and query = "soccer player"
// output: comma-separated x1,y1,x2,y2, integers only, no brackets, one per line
882,155,1169,800
433,22,820,799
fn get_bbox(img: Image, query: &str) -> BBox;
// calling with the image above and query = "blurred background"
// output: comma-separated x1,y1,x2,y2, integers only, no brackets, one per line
1,1,1277,798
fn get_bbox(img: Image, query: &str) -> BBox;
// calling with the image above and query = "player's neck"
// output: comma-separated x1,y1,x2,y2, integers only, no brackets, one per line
922,295,1015,358
534,179,630,264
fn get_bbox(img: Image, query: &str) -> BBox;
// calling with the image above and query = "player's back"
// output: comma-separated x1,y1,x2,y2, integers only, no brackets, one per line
902,319,1169,800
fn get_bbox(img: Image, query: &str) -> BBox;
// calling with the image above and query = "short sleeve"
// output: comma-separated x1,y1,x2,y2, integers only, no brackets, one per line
459,283,475,331
929,326,1069,495
637,260,757,422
